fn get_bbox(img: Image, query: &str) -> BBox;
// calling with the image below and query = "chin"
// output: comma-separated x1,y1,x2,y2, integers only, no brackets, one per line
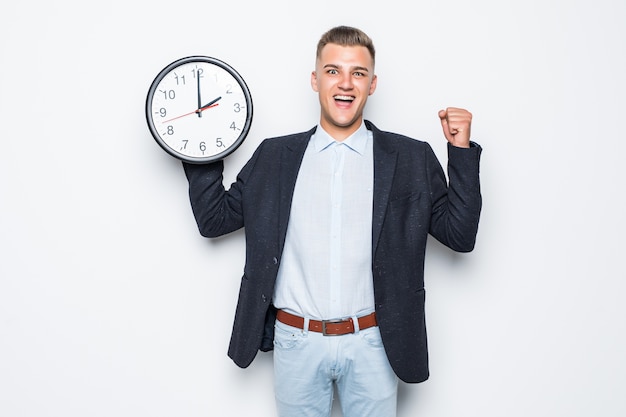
336,118,360,129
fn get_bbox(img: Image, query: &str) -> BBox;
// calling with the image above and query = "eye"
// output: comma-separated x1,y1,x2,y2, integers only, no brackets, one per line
327,69,338,75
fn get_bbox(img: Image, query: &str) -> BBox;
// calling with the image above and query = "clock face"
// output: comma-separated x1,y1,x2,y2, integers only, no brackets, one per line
146,56,253,163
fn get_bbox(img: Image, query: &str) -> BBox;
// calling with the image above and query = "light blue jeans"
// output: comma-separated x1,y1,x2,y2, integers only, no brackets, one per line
273,317,398,417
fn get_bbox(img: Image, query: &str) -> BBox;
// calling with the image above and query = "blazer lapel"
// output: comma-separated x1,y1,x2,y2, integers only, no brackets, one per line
368,121,398,257
277,127,315,252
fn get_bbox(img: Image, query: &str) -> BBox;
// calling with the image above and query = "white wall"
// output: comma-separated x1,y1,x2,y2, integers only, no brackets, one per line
1,1,625,416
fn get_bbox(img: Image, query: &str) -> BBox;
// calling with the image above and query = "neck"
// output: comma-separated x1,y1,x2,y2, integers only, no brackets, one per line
319,118,363,142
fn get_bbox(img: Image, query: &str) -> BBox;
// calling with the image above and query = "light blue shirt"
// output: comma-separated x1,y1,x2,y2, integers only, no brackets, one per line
273,122,375,320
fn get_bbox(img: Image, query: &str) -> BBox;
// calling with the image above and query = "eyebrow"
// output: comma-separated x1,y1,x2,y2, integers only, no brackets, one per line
323,64,370,73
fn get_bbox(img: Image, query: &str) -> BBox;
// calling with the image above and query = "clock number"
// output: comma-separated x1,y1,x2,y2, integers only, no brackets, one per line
165,126,174,135
199,142,206,153
160,89,176,100
230,122,240,131
174,73,186,85
233,103,242,113
193,67,204,79
158,108,166,117
180,140,188,150
216,138,224,148
225,84,233,94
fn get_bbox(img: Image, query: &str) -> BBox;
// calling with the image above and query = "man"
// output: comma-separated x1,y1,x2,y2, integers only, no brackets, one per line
183,26,482,417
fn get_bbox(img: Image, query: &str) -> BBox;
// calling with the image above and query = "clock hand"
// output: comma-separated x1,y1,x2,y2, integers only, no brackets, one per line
198,96,222,112
162,101,220,124
196,71,202,117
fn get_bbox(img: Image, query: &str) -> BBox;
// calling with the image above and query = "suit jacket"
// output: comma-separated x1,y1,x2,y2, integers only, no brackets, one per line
183,120,482,383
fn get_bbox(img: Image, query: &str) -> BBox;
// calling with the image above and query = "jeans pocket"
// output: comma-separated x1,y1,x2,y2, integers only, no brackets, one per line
360,326,385,349
273,322,306,351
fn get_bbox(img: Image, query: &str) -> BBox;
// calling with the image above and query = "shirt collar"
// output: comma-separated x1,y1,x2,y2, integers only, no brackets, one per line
312,121,369,155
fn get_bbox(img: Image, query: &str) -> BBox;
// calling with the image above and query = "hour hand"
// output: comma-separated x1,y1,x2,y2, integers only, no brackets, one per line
198,96,222,113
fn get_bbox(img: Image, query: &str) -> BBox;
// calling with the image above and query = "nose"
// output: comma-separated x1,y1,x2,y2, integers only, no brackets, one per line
338,73,353,90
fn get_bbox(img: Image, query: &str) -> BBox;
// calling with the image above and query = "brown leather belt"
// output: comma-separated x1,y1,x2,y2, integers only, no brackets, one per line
276,309,377,336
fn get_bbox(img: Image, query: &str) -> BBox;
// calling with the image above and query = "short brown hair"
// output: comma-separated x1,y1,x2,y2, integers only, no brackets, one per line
316,26,376,65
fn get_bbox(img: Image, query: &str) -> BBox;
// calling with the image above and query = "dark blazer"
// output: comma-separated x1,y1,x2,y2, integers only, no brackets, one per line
183,120,482,383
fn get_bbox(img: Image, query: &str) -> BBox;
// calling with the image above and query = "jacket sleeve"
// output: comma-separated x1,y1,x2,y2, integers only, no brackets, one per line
427,142,482,252
182,146,261,238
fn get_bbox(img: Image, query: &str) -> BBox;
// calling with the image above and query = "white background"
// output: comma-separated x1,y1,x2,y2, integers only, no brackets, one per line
1,1,625,416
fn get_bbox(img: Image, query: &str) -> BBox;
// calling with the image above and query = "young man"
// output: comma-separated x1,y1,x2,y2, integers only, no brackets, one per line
184,26,482,417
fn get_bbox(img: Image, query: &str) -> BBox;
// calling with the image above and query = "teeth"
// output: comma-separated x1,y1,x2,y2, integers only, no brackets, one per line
334,95,354,101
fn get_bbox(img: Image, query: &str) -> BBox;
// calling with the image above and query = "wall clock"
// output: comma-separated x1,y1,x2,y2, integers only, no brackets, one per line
146,56,253,163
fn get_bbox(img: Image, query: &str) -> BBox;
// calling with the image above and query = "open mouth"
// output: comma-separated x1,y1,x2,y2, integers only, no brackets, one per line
334,95,355,103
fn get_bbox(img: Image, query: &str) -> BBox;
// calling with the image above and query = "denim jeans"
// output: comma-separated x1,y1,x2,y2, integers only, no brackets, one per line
273,317,398,417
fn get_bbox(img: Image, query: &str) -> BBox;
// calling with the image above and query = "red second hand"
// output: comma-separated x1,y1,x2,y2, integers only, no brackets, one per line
161,103,219,124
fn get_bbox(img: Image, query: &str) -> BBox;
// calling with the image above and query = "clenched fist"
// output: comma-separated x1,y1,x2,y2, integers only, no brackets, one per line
438,107,472,148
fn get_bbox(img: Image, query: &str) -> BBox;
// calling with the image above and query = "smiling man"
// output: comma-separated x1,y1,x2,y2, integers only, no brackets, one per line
183,26,483,417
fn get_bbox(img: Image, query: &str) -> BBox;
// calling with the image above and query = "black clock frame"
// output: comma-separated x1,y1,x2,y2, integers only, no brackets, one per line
145,55,253,164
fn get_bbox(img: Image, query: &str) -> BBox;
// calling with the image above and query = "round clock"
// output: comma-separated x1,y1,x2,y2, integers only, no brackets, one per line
145,56,253,164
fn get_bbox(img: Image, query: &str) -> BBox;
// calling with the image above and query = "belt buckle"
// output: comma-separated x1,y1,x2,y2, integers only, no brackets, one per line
322,318,348,336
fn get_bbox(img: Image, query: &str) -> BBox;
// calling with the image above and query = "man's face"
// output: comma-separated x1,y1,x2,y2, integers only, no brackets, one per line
311,43,377,140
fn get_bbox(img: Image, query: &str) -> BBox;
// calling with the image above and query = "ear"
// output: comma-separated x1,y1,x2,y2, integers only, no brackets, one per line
368,74,378,96
311,71,319,92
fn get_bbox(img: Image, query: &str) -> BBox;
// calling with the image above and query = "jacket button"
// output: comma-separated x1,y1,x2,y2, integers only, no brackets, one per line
272,257,278,265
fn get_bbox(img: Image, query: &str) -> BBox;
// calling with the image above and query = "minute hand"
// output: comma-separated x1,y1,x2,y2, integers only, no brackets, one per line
196,72,202,117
